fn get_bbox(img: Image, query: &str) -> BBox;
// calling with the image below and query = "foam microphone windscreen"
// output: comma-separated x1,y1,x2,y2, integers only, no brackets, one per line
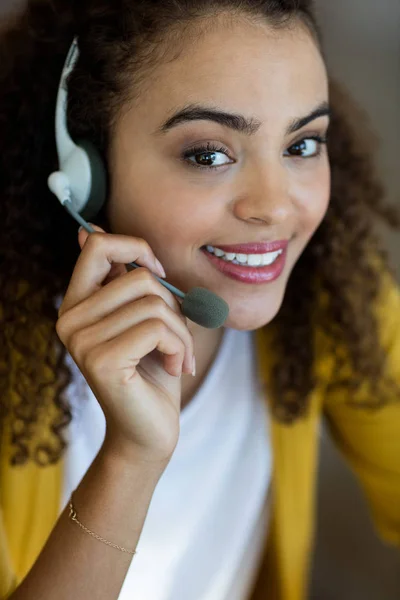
181,287,229,328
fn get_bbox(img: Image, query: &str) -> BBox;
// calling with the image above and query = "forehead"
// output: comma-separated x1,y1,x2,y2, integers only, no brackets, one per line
127,17,328,126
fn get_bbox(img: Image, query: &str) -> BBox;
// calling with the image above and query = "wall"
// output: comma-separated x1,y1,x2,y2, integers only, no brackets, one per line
315,0,400,278
312,1,400,598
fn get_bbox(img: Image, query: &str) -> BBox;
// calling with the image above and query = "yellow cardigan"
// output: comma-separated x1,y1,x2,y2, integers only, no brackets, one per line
1,271,399,600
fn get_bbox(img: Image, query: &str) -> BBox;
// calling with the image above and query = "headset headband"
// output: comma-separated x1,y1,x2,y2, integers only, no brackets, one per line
48,37,107,219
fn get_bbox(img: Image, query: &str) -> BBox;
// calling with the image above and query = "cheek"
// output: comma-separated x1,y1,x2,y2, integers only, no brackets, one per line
108,161,221,248
293,162,331,233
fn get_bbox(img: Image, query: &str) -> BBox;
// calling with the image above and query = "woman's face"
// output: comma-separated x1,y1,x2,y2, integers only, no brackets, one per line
107,16,330,331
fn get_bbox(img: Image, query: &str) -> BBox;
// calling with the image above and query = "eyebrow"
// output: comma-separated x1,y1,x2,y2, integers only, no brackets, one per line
156,101,330,136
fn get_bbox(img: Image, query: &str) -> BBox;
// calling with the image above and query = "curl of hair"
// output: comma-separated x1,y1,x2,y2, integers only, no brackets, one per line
0,0,399,465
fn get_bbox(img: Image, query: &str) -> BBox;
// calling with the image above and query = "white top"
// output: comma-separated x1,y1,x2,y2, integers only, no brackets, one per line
60,327,272,600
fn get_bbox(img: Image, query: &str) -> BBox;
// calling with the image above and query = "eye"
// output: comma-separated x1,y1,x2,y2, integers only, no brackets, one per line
284,136,327,158
181,142,233,170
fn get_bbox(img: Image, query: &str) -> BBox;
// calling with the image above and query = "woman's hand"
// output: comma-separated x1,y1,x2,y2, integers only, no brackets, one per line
56,225,195,466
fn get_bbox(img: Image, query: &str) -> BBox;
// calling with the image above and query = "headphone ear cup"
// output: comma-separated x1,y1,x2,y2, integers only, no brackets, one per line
78,139,108,220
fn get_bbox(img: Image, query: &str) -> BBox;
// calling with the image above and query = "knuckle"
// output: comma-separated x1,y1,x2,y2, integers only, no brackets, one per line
170,294,185,317
83,346,107,375
68,329,85,359
86,231,106,252
137,237,152,253
55,316,68,343
143,269,156,285
148,318,168,337
133,267,154,283
147,294,167,314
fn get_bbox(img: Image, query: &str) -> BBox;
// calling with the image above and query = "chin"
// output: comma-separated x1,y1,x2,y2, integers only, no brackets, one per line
224,296,284,331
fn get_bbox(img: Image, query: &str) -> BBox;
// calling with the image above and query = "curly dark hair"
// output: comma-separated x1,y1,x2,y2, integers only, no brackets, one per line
0,0,399,466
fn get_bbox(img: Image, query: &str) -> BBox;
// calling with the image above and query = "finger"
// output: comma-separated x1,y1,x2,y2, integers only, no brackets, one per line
83,319,186,379
60,232,166,316
78,225,129,285
57,267,185,340
66,295,194,373
77,223,106,249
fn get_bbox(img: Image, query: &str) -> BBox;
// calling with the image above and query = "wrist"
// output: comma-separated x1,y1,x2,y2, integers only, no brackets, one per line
99,435,170,480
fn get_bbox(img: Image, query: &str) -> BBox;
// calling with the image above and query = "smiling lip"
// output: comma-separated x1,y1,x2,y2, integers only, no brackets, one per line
201,245,287,284
207,240,288,254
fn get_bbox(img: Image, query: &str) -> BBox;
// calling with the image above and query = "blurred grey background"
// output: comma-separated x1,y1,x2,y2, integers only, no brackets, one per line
312,1,400,598
1,0,399,598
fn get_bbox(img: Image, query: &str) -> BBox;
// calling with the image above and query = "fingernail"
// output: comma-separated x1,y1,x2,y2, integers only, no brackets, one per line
78,226,83,232
192,356,196,377
155,258,166,278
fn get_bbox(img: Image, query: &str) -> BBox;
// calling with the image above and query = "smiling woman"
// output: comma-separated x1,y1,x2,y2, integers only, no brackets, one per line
0,1,399,600
106,18,331,335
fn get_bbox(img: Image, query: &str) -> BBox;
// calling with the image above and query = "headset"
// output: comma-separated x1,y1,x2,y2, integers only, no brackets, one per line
47,37,229,329
47,37,107,223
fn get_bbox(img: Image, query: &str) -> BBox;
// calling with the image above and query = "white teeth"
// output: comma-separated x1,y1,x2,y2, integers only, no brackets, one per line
262,251,281,266
247,254,262,266
205,245,283,267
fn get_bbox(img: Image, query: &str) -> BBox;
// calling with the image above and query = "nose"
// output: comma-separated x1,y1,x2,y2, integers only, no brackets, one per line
232,160,294,226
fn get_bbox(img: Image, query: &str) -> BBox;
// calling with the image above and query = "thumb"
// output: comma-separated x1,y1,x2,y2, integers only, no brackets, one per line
78,223,106,250
77,223,128,285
